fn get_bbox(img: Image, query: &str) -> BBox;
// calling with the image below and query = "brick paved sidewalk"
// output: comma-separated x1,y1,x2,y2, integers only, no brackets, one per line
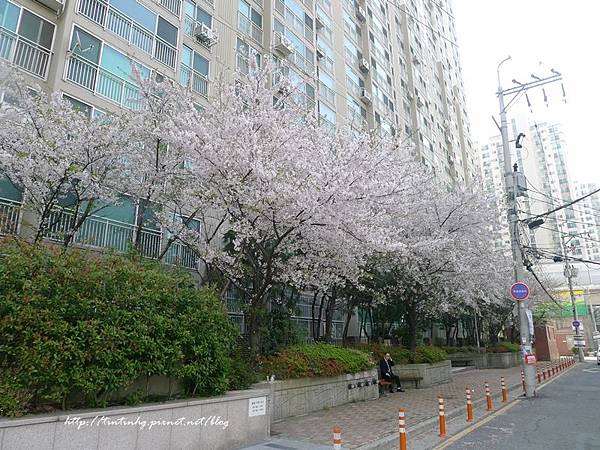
270,365,538,449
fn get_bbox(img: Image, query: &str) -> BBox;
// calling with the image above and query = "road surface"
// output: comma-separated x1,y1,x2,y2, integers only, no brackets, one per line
438,362,600,450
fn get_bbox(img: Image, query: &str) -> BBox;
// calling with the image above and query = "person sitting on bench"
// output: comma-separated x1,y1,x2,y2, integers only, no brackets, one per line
380,352,405,393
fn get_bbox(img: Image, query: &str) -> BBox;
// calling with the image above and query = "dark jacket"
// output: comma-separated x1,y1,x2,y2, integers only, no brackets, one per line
379,358,395,378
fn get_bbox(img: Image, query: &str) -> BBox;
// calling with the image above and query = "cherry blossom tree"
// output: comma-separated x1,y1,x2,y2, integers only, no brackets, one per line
0,65,123,245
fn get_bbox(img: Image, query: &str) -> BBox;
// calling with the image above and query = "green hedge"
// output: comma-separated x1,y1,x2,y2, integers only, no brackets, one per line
353,343,448,364
441,346,480,354
487,342,520,353
0,241,237,416
259,343,373,379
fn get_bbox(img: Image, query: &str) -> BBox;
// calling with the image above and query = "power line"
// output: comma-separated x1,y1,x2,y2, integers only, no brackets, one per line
522,186,600,222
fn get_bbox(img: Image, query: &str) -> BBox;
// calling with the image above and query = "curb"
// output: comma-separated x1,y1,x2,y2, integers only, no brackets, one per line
356,363,576,450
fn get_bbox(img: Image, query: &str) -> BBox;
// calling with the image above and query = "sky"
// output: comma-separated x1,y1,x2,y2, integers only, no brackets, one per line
452,0,600,184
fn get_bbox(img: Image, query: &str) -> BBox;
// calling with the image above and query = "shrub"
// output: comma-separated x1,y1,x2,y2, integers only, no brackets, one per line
260,343,373,379
487,342,520,353
352,343,447,365
227,353,260,391
0,241,237,416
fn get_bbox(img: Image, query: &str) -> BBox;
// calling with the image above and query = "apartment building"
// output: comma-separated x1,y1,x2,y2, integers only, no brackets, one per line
479,119,600,262
0,0,477,337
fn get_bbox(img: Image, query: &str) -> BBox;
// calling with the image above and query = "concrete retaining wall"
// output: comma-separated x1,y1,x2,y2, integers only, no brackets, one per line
254,369,378,421
0,389,270,450
393,360,452,388
448,353,488,369
486,352,520,368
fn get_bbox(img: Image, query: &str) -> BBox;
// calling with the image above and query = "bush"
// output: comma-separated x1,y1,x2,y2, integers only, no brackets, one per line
441,346,479,354
260,343,373,379
0,241,237,416
487,342,520,353
352,343,447,365
227,353,260,391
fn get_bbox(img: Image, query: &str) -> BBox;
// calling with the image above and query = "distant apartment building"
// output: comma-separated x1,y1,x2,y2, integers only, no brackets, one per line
0,0,477,336
479,119,600,262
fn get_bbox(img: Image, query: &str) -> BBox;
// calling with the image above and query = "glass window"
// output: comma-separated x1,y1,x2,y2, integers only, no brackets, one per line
101,45,133,78
111,0,156,31
239,0,250,17
18,9,54,50
157,16,177,46
64,94,92,118
70,27,101,64
251,9,262,27
196,7,212,26
319,101,336,123
0,0,19,32
193,52,208,76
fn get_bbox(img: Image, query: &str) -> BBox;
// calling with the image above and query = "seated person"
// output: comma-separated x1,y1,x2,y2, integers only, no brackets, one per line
379,352,405,393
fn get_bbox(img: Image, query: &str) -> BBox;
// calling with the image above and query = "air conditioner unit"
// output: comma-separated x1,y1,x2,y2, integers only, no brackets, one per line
360,88,372,104
274,34,294,57
315,16,325,30
416,95,423,108
356,6,366,22
316,46,325,59
359,58,370,73
194,24,218,47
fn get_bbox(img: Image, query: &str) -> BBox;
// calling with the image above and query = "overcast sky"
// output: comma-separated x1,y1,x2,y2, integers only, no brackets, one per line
453,1,600,184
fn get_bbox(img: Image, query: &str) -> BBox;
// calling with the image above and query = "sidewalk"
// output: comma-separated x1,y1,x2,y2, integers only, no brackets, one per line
263,361,565,449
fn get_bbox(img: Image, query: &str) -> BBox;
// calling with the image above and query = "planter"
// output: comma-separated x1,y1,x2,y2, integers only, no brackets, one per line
0,388,271,450
253,369,378,421
486,352,520,368
447,352,488,369
393,360,452,388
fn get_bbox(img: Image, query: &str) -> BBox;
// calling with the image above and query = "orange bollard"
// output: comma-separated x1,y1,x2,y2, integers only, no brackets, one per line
546,368,551,379
333,426,342,450
399,409,407,450
485,382,493,411
438,396,447,437
501,377,508,402
537,370,541,383
466,387,474,422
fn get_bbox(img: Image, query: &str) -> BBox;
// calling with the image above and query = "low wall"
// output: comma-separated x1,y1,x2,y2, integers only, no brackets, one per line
254,369,378,421
393,360,452,388
447,353,488,369
0,389,270,450
486,352,520,368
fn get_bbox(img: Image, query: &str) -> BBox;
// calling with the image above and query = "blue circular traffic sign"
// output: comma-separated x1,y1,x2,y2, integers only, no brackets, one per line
510,282,529,300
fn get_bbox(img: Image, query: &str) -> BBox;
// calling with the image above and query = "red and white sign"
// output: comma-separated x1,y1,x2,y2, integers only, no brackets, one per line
524,354,537,365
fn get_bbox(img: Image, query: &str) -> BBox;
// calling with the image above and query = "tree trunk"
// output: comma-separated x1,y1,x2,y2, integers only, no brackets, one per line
407,302,418,352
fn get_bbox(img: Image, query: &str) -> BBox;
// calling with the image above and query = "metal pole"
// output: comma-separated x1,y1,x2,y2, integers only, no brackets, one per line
560,231,585,362
585,267,598,334
497,56,536,397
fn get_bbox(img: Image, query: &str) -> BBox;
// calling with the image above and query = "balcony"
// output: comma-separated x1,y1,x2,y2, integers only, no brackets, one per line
157,0,181,16
237,12,262,46
66,55,144,109
78,0,177,69
180,64,209,97
318,81,335,105
0,28,51,79
0,197,21,235
274,0,313,41
42,208,197,269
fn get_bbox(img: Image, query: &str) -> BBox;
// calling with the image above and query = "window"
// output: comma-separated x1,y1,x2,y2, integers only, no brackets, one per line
63,94,105,119
236,37,260,74
111,0,156,31
239,0,262,28
180,45,209,96
157,16,177,46
0,1,55,78
318,101,336,124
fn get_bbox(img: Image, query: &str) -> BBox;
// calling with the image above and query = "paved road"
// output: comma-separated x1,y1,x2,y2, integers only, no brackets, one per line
440,363,600,450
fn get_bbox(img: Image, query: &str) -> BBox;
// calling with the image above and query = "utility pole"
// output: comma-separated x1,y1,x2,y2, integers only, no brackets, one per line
560,229,586,362
496,58,562,397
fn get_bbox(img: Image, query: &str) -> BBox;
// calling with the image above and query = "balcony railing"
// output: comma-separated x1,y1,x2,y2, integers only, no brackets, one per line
238,12,262,46
78,0,177,69
288,49,314,75
275,0,312,41
42,208,197,269
158,0,181,16
0,197,21,235
0,28,51,79
318,81,335,105
66,55,143,109
180,64,209,97
346,76,362,98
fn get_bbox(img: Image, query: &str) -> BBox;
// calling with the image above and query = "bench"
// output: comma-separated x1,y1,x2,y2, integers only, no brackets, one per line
378,375,423,395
